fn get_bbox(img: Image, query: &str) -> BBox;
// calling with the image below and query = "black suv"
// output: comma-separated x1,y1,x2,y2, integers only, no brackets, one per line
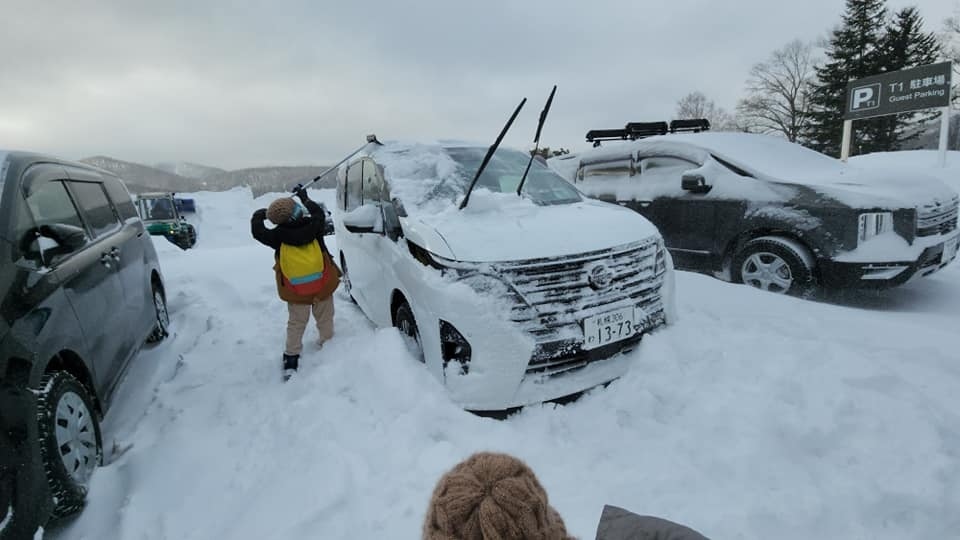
0,151,169,538
552,130,959,294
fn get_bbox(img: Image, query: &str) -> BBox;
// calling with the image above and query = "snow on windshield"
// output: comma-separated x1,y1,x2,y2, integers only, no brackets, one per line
371,143,580,216
659,132,846,180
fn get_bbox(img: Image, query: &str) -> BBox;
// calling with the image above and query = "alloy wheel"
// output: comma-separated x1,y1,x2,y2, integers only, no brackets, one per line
741,252,793,293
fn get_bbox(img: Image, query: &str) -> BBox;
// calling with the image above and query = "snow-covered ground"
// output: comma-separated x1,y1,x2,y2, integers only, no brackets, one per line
49,176,960,539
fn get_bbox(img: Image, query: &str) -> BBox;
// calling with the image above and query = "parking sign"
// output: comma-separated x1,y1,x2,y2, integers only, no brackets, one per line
845,62,952,120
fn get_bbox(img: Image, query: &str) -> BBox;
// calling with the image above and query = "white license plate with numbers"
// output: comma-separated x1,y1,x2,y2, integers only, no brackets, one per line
582,305,648,350
943,234,959,263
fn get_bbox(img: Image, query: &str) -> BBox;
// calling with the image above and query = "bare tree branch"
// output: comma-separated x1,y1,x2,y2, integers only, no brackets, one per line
736,40,817,142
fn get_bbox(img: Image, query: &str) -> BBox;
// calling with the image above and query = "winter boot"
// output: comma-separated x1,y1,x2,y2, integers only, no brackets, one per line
282,353,300,381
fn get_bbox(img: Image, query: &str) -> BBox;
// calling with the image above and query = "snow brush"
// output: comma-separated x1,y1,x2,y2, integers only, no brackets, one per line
293,134,383,193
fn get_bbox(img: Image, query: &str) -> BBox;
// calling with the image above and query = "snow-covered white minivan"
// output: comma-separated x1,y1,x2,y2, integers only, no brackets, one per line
335,141,676,411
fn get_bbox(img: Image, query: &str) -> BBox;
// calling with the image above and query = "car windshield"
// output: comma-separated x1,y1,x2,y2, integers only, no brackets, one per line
444,147,582,206
0,151,8,205
140,197,176,220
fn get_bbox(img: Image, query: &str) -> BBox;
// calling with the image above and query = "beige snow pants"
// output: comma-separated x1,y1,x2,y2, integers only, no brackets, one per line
284,295,335,355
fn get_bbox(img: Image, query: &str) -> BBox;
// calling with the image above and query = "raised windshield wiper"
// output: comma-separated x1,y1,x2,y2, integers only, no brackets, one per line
458,98,527,211
517,85,557,196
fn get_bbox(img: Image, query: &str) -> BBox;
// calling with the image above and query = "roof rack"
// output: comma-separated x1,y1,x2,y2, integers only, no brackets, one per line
625,121,668,139
585,118,711,146
670,118,711,133
585,128,630,147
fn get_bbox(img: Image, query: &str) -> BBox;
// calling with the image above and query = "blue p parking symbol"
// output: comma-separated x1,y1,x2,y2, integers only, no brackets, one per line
850,83,881,111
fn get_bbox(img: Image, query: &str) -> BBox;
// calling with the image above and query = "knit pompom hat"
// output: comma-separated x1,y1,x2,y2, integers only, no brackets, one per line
266,197,298,225
423,452,575,540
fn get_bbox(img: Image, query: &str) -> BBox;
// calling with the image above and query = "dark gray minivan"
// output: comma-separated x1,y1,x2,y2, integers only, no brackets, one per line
0,151,169,539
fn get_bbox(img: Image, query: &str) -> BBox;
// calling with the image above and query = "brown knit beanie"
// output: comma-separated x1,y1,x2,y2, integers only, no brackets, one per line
423,452,575,540
266,197,297,225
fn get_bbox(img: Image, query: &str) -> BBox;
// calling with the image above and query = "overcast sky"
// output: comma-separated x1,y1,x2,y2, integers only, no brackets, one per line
0,0,955,170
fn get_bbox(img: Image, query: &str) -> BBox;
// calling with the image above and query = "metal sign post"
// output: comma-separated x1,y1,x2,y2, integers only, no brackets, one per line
939,106,950,168
842,61,952,166
840,120,853,163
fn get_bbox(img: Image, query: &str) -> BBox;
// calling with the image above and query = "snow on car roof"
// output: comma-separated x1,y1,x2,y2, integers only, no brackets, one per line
573,133,847,181
654,132,846,179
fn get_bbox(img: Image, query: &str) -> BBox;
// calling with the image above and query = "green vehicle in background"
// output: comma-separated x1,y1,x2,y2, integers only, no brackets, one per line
135,192,198,250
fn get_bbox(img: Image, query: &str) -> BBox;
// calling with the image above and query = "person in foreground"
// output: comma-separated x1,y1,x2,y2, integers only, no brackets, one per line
251,187,339,380
423,452,709,540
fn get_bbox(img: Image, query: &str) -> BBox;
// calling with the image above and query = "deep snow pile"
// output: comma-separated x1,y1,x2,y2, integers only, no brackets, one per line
50,186,960,540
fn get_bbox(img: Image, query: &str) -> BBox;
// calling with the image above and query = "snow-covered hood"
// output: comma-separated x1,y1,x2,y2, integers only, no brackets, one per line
772,168,958,209
407,192,661,263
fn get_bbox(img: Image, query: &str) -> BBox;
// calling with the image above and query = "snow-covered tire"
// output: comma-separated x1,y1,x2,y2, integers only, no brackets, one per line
733,236,815,295
37,371,102,519
393,300,423,362
147,283,169,343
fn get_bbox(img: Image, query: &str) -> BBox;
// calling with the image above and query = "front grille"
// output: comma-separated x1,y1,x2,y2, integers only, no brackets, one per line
485,240,666,376
917,196,959,237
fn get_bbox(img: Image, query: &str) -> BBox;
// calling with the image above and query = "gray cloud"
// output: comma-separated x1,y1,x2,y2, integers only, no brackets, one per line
0,0,953,169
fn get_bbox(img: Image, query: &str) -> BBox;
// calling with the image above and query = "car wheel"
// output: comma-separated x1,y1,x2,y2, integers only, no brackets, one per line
36,371,103,519
393,300,424,362
733,237,814,295
147,283,169,343
339,254,357,304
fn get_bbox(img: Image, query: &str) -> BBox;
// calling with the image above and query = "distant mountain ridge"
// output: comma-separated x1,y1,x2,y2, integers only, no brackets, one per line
81,156,334,196
154,161,226,181
81,156,197,194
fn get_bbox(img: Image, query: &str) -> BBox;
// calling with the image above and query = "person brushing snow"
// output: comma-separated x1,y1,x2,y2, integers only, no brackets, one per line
251,187,339,380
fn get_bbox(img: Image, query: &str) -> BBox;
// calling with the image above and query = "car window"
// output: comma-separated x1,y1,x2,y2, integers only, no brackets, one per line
362,159,384,204
577,158,635,181
68,181,121,238
102,177,139,222
575,157,635,200
345,162,363,211
26,180,86,232
24,180,89,262
639,156,699,174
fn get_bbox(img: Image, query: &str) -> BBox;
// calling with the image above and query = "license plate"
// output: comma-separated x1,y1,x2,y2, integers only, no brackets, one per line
582,305,648,350
944,235,959,263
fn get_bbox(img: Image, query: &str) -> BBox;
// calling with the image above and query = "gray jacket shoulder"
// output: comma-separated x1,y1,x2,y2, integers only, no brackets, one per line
595,505,709,540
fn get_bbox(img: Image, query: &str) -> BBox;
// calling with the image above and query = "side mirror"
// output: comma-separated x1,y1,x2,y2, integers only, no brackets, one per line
681,173,711,194
21,224,87,264
342,204,383,234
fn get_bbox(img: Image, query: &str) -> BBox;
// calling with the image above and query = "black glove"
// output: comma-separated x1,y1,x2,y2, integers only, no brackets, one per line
253,208,267,221
293,183,310,203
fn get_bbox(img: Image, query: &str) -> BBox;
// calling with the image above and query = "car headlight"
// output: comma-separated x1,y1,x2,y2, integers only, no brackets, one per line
458,273,511,297
858,212,894,244
654,239,667,275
